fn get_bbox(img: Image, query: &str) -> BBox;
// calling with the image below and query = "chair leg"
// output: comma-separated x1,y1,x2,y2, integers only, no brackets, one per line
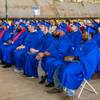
78,80,98,99
78,80,87,99
86,81,98,94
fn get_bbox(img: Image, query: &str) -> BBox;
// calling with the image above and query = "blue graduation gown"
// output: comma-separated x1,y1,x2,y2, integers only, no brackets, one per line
14,32,39,70
0,29,5,45
59,39,99,89
93,33,100,72
68,30,82,56
93,32,100,48
0,27,14,45
0,30,27,64
0,27,15,59
42,35,72,83
24,33,52,77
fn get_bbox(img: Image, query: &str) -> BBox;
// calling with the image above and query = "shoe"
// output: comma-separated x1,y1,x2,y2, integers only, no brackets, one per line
64,96,73,100
2,64,12,68
14,69,23,73
27,76,36,79
46,88,63,94
39,75,47,84
45,81,54,87
0,61,6,65
25,75,38,79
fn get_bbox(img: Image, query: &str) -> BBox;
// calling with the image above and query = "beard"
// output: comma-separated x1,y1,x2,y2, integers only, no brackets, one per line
17,28,22,32
52,34,59,38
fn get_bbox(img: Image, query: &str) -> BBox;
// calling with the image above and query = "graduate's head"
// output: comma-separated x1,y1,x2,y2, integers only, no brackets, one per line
82,31,88,41
43,22,50,34
84,20,92,26
2,22,9,31
52,30,60,38
37,22,45,31
82,29,93,41
71,22,80,32
26,20,30,26
28,22,36,32
50,19,56,26
17,25,22,32
52,28,66,38
56,20,62,26
17,23,26,32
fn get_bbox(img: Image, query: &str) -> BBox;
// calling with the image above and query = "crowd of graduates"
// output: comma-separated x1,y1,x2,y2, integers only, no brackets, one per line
0,18,100,100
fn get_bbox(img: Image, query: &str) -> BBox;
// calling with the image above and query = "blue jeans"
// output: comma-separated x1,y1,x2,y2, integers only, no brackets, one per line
53,66,75,96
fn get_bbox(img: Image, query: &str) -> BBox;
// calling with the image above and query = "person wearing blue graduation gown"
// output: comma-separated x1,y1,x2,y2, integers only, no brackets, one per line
0,25,15,45
14,22,43,72
24,22,52,78
47,31,99,100
67,23,82,56
36,27,72,87
93,27,100,72
0,23,9,45
0,27,5,45
0,24,15,61
1,23,27,68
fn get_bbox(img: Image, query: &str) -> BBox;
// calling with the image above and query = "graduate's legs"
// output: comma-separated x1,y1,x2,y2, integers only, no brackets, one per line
2,45,16,68
14,49,25,71
24,52,38,78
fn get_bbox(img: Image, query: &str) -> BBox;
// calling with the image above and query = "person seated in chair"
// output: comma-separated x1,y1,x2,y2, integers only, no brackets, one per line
46,30,100,100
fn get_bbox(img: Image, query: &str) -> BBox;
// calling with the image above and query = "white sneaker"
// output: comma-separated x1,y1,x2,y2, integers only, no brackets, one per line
27,76,36,79
14,69,23,73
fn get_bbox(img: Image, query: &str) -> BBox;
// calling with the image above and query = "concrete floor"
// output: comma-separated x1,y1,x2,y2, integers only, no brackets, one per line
0,65,100,100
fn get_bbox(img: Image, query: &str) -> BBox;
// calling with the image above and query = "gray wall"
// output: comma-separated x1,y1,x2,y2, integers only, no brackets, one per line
0,0,100,18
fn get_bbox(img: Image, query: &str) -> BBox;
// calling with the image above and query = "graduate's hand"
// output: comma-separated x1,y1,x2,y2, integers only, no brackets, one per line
44,51,51,56
16,45,25,50
8,40,12,44
3,42,8,45
64,56,74,61
36,52,45,60
30,48,39,54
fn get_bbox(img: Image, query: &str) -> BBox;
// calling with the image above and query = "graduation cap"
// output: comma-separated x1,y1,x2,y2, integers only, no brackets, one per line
15,19,20,23
37,21,44,26
2,22,9,27
19,22,27,29
44,22,51,29
72,22,81,28
56,27,66,34
93,20,100,29
60,22,67,28
23,18,28,23
30,22,37,27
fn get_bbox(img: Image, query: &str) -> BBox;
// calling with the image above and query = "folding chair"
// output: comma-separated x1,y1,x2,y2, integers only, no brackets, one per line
78,78,98,99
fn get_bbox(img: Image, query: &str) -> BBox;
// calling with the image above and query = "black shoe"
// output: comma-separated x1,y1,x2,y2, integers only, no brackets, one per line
45,81,54,87
0,61,6,65
39,75,47,84
2,64,12,68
